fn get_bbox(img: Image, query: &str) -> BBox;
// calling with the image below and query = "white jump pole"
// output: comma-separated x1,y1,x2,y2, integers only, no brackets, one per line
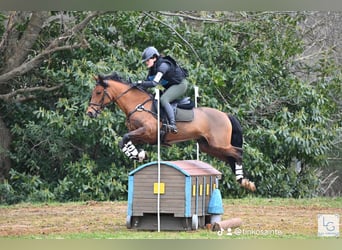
194,86,200,161
155,88,161,232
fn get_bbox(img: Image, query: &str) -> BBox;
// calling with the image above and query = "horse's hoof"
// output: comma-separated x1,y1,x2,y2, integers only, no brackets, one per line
240,179,256,192
138,149,147,162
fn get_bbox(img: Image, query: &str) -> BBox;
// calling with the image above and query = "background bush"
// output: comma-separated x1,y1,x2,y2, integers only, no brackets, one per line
0,11,341,204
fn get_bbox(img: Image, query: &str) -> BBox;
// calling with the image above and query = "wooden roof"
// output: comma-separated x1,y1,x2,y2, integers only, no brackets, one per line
129,160,222,178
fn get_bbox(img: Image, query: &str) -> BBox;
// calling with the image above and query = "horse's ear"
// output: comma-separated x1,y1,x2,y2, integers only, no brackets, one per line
96,75,108,88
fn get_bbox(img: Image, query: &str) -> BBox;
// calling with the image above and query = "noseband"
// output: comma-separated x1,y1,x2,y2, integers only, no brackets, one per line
89,86,111,115
89,81,135,115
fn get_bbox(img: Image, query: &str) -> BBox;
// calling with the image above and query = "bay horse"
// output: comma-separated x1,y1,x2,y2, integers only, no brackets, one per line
86,72,255,191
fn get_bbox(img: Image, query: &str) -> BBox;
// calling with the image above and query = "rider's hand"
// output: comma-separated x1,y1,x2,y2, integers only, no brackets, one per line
132,80,142,86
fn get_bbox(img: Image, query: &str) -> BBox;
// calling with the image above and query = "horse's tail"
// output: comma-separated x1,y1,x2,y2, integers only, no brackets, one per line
227,114,243,148
227,114,256,192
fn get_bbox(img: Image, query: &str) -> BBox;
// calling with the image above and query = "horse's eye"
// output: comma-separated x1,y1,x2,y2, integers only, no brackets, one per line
96,91,102,95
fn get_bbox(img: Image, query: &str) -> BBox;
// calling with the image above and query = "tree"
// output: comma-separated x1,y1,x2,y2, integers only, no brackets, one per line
0,11,341,203
0,11,104,180
297,11,342,195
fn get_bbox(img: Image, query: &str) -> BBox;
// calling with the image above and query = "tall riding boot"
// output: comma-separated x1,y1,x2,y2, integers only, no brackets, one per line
163,103,178,133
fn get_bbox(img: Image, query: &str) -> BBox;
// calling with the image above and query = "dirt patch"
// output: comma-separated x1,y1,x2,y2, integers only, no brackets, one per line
223,203,341,237
0,201,126,237
0,200,341,238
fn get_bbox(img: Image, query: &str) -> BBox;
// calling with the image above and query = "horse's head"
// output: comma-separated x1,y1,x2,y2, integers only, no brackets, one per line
87,72,151,119
87,75,111,118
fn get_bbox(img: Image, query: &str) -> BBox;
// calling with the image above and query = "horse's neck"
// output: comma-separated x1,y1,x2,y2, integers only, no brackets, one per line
108,81,152,115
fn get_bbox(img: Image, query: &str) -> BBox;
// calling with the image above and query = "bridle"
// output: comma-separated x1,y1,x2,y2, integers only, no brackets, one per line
89,80,154,119
88,84,112,115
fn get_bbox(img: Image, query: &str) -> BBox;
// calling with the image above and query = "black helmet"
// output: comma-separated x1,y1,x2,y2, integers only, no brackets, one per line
141,46,159,63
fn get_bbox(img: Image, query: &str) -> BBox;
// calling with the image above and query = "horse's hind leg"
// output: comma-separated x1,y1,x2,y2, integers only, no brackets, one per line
227,115,256,191
227,157,256,192
227,157,243,181
198,139,255,192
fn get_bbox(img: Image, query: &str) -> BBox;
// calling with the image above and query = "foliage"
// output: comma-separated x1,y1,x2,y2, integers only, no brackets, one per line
0,11,341,204
54,154,128,201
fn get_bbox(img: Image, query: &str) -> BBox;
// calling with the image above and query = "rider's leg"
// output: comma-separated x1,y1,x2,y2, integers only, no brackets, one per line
161,101,177,133
160,80,188,133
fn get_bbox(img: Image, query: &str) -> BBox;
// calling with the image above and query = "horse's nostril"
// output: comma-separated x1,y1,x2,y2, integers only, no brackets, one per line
87,112,95,118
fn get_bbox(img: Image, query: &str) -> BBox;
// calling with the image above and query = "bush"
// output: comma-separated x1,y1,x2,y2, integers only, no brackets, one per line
54,154,128,202
2,12,340,203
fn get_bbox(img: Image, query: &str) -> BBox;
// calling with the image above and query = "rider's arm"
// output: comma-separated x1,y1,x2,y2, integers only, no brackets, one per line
138,62,170,87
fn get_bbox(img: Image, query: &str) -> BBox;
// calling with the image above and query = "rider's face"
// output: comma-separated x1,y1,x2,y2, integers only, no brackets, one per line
145,57,156,68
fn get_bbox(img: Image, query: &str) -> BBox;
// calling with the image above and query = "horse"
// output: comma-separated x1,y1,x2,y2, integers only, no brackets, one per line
86,72,256,192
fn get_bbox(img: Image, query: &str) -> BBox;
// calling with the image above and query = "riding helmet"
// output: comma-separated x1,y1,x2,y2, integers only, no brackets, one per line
141,46,159,63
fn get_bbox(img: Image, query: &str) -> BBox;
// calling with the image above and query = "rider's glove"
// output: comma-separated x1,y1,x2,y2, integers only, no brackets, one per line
133,80,157,88
132,80,142,86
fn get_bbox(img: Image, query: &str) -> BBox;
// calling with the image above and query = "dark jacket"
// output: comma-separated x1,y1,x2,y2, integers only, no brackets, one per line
147,56,187,89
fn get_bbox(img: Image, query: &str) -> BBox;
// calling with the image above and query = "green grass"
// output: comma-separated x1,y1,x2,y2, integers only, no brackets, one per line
223,196,342,208
4,230,307,239
4,230,325,240
2,196,341,209
1,197,341,239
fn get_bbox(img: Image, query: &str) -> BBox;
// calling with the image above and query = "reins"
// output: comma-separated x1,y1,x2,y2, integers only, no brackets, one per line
89,80,155,120
90,80,134,109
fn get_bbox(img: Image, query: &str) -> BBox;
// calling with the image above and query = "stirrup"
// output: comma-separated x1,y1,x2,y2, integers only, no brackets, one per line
168,124,178,134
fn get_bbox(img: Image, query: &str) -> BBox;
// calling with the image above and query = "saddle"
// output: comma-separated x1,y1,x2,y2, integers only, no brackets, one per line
152,97,195,134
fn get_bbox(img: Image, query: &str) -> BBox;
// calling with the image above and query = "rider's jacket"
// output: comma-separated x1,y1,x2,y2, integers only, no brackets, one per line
147,56,187,89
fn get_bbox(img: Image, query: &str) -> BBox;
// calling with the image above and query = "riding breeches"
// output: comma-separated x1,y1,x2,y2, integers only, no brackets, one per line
160,79,188,107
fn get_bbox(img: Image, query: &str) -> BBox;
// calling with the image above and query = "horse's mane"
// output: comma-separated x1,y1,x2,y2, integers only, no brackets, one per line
100,72,152,97
102,72,127,83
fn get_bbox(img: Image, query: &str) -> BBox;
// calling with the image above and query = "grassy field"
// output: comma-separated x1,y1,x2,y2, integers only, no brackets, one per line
0,197,341,239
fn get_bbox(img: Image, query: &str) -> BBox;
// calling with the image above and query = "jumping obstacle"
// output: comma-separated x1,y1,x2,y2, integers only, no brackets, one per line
126,160,223,231
212,217,243,231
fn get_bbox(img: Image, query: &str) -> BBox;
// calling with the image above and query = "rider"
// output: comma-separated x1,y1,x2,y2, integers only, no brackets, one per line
135,46,188,133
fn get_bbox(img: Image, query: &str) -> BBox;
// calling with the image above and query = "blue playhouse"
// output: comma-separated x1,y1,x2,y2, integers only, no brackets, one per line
126,160,223,230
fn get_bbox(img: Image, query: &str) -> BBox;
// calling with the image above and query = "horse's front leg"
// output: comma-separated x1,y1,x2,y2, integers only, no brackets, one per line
119,127,147,162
